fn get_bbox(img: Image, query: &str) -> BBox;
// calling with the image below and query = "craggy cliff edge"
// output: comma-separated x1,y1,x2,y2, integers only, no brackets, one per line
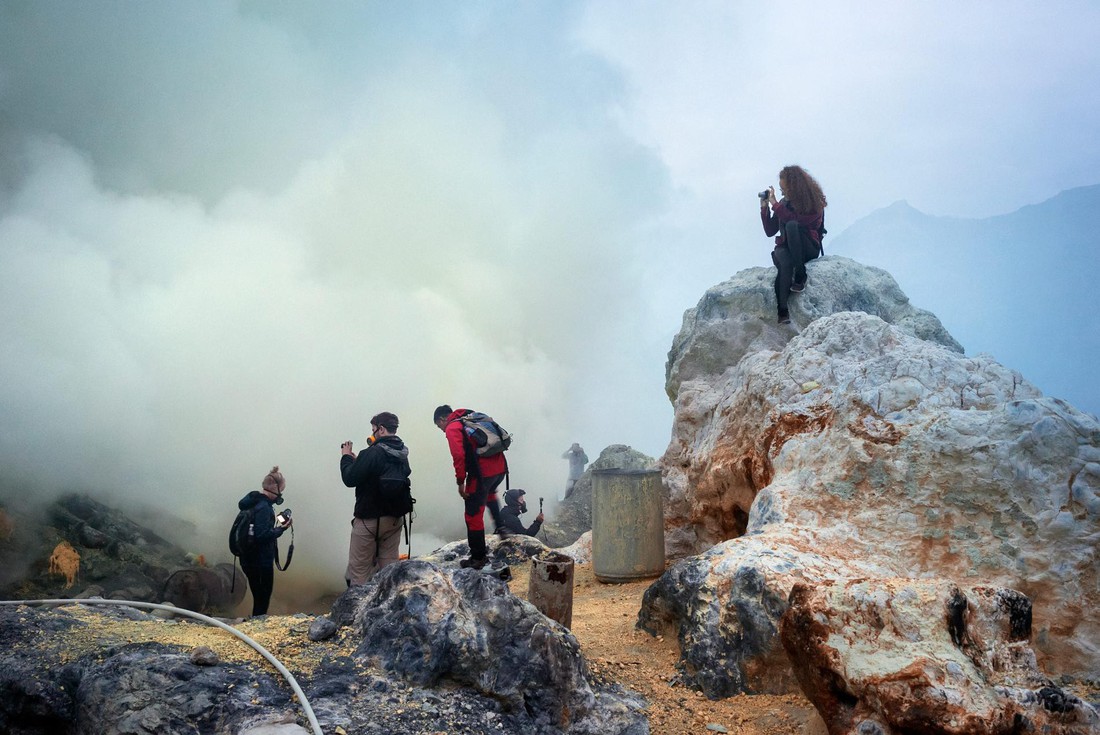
643,255,1100,731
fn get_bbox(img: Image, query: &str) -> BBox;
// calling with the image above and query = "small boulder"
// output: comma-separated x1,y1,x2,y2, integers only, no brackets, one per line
307,616,337,642
189,646,219,666
78,524,110,549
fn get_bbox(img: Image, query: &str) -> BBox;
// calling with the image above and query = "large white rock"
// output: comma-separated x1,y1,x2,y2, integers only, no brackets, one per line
780,578,1100,735
647,256,1100,698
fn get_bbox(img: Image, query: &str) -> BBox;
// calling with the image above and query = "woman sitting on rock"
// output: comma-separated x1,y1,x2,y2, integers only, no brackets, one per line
760,165,827,324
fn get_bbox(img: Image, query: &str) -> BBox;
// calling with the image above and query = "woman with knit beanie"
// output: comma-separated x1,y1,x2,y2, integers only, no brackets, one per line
236,466,291,616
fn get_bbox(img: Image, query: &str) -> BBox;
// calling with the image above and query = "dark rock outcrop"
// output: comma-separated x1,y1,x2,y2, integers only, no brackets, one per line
418,531,550,570
0,494,238,613
0,558,647,735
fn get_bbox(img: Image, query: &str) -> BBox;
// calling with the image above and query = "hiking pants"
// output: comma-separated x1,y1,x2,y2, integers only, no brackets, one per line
463,472,505,533
772,220,819,315
346,515,404,587
240,557,274,617
464,472,505,560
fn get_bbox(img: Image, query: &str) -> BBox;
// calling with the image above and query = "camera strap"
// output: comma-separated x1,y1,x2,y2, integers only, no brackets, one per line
275,525,295,571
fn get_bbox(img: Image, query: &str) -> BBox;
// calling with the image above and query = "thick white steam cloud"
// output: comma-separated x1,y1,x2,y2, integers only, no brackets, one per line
0,3,673,598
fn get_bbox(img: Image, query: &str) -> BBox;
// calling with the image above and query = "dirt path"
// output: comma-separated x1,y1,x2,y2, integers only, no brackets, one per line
507,561,822,735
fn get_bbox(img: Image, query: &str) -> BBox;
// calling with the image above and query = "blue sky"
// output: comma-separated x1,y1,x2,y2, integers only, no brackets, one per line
2,2,1098,572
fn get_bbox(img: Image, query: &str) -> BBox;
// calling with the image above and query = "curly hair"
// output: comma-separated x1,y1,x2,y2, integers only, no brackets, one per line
779,165,827,215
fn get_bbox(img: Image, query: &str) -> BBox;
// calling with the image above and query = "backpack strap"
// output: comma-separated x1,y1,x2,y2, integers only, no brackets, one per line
455,416,484,482
374,517,382,569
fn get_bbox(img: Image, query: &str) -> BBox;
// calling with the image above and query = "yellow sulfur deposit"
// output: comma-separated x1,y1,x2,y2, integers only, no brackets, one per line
48,540,81,589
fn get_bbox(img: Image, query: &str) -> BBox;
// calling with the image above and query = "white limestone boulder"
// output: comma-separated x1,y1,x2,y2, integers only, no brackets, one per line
646,256,1100,700
780,578,1099,735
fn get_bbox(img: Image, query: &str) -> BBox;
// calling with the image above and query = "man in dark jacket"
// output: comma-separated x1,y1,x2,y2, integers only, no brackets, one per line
499,489,544,537
237,466,291,617
340,411,412,586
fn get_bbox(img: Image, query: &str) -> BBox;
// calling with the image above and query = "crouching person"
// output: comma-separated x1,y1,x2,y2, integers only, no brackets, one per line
500,489,544,537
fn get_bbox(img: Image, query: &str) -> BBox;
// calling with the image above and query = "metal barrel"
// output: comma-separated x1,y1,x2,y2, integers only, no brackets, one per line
591,468,665,583
160,563,245,614
527,550,575,628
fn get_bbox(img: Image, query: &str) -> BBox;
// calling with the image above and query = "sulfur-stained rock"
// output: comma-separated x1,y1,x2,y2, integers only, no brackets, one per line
779,578,1100,735
647,257,1100,698
638,535,884,697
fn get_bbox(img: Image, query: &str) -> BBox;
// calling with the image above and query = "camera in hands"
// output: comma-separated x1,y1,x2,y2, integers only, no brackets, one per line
758,189,771,200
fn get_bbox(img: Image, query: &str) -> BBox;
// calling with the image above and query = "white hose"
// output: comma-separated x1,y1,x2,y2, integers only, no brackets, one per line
0,598,323,735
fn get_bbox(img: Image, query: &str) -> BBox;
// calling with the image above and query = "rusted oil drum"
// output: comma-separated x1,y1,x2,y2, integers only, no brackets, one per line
527,550,575,628
160,563,245,614
591,468,665,583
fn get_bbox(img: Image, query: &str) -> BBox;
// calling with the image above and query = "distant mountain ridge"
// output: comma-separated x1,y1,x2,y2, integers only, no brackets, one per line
831,183,1100,418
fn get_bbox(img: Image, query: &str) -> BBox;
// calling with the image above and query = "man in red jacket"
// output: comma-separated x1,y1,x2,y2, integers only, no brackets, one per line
433,404,506,569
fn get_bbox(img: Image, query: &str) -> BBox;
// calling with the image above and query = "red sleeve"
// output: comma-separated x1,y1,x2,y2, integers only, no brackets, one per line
445,420,467,483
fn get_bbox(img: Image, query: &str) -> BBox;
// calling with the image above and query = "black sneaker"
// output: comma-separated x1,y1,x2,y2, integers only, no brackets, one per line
790,280,805,293
459,557,487,570
778,310,791,325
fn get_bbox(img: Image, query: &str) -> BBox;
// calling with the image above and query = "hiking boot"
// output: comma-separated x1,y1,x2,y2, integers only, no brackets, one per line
790,280,805,293
778,310,791,325
459,556,487,570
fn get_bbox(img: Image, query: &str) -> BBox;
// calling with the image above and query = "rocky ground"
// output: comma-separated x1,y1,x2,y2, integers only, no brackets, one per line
5,557,820,735
507,560,821,735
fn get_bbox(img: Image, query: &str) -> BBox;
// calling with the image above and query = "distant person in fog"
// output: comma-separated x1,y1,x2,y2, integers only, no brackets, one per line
561,443,588,499
760,165,827,324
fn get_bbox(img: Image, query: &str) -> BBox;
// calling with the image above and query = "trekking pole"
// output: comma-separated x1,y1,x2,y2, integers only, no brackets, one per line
538,496,548,543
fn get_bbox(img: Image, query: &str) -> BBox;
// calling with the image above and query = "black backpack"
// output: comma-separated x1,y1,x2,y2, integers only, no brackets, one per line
376,452,415,517
228,506,257,558
367,449,416,562
227,503,293,595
